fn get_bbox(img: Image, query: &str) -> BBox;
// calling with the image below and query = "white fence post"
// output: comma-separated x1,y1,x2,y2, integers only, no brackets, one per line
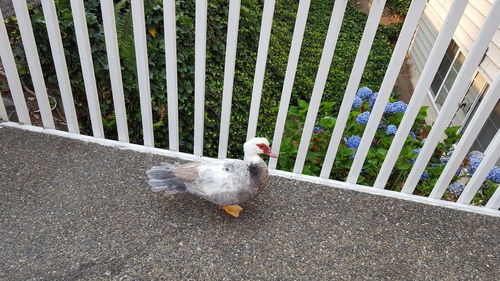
0,9,31,125
457,131,500,205
218,0,241,159
269,0,311,169
0,91,8,121
131,0,154,146
374,0,469,189
194,0,208,157
100,0,129,143
430,74,500,199
246,0,276,141
293,0,348,174
164,0,179,151
347,0,427,183
402,0,500,194
12,1,55,129
319,0,387,178
70,0,105,138
41,0,80,134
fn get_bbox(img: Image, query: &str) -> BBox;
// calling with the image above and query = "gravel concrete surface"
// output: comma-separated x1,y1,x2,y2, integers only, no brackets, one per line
0,126,499,280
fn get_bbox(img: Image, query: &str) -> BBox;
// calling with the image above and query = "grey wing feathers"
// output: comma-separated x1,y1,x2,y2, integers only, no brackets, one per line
173,162,201,182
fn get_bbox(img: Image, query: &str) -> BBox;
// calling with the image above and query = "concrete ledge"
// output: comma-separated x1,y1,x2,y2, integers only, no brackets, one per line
1,125,499,280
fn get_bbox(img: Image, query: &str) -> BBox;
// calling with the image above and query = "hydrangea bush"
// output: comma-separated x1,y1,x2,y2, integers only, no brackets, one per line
278,87,498,205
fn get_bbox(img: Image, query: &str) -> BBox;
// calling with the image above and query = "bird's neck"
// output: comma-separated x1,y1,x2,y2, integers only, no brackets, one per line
244,154,263,164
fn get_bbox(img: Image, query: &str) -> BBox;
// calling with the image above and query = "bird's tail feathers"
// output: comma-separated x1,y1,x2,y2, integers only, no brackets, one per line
146,165,186,195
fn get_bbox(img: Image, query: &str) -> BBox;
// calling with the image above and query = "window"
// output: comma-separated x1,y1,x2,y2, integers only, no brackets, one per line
429,41,465,108
452,72,499,156
452,72,488,127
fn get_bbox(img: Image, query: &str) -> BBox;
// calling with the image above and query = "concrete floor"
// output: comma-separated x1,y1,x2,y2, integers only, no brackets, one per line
0,126,499,280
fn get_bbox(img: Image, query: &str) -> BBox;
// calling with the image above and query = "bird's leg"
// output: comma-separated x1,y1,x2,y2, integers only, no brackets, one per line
221,205,243,217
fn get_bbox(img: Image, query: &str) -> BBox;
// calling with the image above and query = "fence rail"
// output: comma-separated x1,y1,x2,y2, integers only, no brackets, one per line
0,0,498,215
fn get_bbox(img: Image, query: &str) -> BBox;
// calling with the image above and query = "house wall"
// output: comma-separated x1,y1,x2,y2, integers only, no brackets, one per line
408,0,499,123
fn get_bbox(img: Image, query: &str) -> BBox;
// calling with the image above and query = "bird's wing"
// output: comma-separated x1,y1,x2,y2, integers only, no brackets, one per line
173,162,202,183
189,159,249,197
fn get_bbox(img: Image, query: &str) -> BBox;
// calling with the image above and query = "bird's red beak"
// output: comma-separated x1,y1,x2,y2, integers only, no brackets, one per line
263,146,278,158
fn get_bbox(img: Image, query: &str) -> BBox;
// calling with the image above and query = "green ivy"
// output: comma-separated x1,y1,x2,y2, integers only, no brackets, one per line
9,0,393,159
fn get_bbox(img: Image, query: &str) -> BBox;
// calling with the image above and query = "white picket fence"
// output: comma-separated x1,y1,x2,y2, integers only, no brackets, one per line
0,0,499,216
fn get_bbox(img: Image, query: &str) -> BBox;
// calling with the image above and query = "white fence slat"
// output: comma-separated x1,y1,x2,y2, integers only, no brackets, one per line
402,1,500,194
0,10,30,125
346,0,427,183
458,131,500,205
165,0,179,151
194,0,207,156
485,179,500,210
41,0,79,134
131,0,154,146
12,1,55,129
246,0,276,141
319,0,386,178
431,74,500,199
218,0,241,159
373,0,469,188
293,0,348,174
268,0,311,169
70,0,104,138
0,91,8,121
100,0,129,142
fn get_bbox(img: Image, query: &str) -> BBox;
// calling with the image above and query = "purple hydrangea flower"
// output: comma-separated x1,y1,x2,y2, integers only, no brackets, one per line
486,166,500,183
352,96,363,108
345,136,361,149
369,93,378,109
447,182,465,196
386,124,397,135
356,111,371,125
356,87,373,99
420,172,430,180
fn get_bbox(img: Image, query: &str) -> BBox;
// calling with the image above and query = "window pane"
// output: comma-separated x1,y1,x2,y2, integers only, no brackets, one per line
435,52,465,107
453,73,487,127
430,41,459,96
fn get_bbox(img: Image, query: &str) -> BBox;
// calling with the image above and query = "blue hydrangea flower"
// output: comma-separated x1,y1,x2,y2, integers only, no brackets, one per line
352,96,363,108
369,93,378,109
356,87,373,99
408,159,416,163
349,153,356,159
356,111,371,125
440,156,449,165
409,132,417,139
413,148,421,154
313,126,326,133
384,101,408,114
468,151,483,158
467,156,483,175
386,124,397,135
345,136,361,149
455,167,462,177
486,166,500,183
447,182,465,196
420,172,430,180
378,121,387,129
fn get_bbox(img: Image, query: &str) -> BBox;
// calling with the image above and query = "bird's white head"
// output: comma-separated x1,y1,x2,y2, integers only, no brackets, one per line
243,137,278,162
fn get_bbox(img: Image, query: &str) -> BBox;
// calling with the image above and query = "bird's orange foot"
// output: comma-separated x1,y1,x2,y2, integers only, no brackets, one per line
221,205,243,217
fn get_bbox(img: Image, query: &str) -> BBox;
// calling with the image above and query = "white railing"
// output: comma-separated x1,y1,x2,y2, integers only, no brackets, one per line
0,0,499,216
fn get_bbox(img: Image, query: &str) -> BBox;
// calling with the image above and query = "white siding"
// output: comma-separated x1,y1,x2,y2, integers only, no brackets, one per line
409,0,499,121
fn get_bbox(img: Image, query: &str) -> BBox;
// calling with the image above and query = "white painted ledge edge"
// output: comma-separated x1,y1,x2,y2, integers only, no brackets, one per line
1,121,498,218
